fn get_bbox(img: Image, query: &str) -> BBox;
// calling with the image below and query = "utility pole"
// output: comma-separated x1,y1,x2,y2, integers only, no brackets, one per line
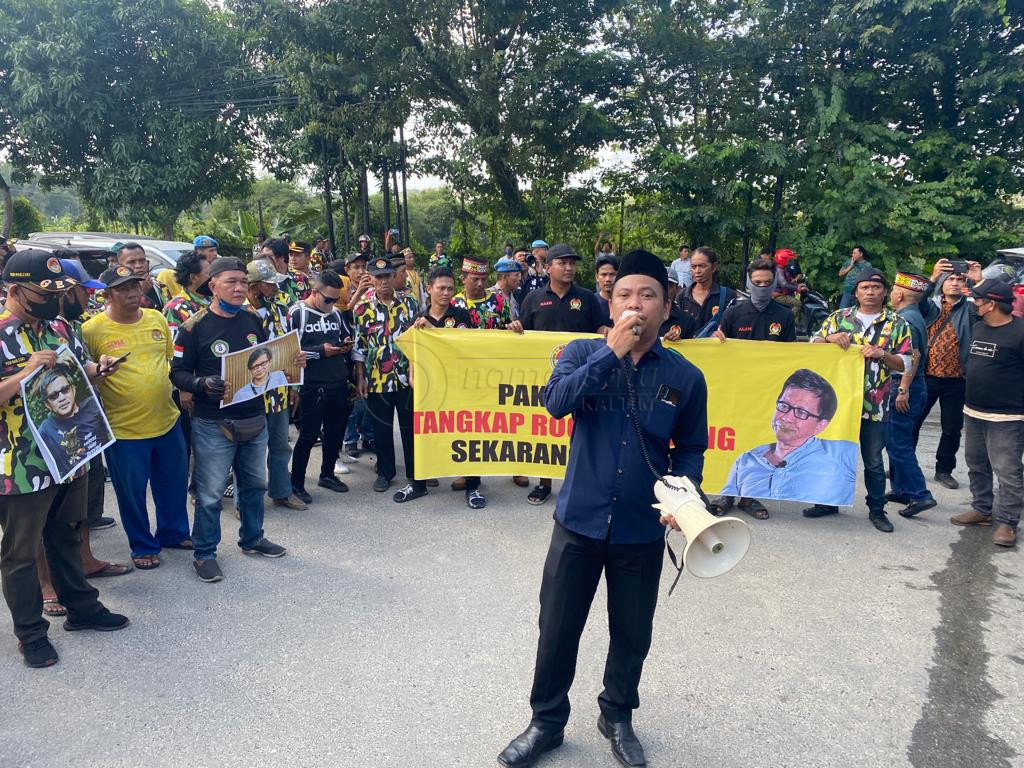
400,125,410,246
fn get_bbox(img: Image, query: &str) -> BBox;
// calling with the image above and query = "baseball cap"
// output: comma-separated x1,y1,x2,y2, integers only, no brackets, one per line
969,279,1014,304
208,257,248,279
546,244,579,262
246,259,287,285
98,265,142,290
60,259,105,290
193,235,218,249
2,248,78,291
368,257,395,276
530,239,549,249
495,257,522,273
345,251,369,265
853,268,886,288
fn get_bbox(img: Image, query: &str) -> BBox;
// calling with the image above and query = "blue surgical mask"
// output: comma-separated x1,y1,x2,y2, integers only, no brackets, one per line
218,298,243,315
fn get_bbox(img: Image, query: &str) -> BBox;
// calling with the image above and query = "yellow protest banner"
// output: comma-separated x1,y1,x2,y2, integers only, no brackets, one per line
397,329,865,505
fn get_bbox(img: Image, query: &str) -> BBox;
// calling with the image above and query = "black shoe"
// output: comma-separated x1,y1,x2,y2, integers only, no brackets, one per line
63,609,130,633
318,475,349,493
802,505,838,518
898,497,938,518
343,442,361,459
86,516,116,531
497,724,565,768
373,475,391,493
393,483,428,503
19,636,59,668
934,472,959,490
598,715,647,767
425,478,439,487
869,511,894,533
359,437,375,453
242,538,286,558
466,489,487,509
193,558,224,583
292,486,312,504
885,491,911,505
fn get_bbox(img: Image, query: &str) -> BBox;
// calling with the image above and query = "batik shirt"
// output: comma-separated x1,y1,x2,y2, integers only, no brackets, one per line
351,293,419,393
163,289,209,336
815,306,913,422
250,298,291,414
451,290,512,329
289,269,313,302
276,275,302,307
310,248,330,275
0,310,92,495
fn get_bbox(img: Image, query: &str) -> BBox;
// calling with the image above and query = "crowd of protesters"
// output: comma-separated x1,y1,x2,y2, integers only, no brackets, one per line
0,230,1020,669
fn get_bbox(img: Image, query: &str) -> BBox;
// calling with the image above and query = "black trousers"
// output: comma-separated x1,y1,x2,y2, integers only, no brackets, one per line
914,375,966,473
86,454,105,524
530,521,664,728
0,476,103,643
368,388,415,481
291,383,352,488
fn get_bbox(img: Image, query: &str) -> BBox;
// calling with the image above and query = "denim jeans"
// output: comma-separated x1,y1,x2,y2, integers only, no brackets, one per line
191,417,268,561
266,409,293,501
106,420,190,557
344,397,372,446
886,378,933,501
964,415,1024,527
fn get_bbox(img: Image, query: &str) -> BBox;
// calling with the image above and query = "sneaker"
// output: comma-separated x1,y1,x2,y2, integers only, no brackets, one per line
333,461,352,475
193,558,224,583
19,636,59,668
292,486,312,504
318,475,349,493
466,490,487,509
869,511,894,533
86,516,116,531
373,475,391,493
338,451,358,464
273,495,308,511
393,483,428,503
63,609,130,632
242,538,286,558
343,442,360,459
359,437,376,453
802,505,839,518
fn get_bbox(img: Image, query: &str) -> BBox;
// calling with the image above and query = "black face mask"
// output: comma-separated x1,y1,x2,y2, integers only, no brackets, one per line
22,290,62,321
62,293,85,321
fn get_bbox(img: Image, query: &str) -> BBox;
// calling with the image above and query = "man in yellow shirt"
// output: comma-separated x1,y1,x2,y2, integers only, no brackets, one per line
82,266,191,571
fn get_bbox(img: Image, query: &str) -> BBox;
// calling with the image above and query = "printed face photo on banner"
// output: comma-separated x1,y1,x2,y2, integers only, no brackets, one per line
220,330,303,407
21,345,115,483
397,330,864,508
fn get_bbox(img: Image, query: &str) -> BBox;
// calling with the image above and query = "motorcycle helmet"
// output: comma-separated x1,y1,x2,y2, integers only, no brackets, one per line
773,248,797,268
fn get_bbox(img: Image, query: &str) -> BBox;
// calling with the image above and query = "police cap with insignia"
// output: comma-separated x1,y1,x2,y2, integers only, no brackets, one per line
368,257,395,276
3,248,79,291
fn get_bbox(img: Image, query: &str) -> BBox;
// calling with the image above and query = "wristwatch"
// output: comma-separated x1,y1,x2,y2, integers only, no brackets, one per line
898,386,907,394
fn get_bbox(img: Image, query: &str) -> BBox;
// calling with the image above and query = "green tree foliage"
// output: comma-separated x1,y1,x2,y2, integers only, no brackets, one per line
0,0,255,238
11,196,44,238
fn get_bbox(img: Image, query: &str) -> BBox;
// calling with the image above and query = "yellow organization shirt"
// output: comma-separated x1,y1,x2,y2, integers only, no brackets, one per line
82,309,180,440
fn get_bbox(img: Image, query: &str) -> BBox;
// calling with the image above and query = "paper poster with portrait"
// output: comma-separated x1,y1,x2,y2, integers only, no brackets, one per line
20,345,115,483
220,330,303,408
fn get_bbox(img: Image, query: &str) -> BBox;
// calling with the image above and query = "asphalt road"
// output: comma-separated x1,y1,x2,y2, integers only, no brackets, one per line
0,414,1021,768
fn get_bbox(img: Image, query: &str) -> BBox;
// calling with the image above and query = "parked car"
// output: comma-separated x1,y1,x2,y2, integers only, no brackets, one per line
988,247,1024,317
28,231,192,277
15,239,112,279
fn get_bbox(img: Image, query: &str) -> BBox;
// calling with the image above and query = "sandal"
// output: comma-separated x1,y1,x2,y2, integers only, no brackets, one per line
85,562,132,578
165,539,193,550
737,498,769,520
709,496,734,517
42,597,66,617
466,490,487,510
527,485,551,505
132,554,161,570
223,482,235,499
393,484,428,503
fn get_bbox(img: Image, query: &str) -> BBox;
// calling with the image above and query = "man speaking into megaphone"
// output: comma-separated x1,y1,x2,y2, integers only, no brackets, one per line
497,250,709,768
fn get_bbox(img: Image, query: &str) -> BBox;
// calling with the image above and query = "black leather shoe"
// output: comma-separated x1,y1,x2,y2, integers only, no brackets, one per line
802,505,838,518
869,511,894,533
885,491,911,504
898,497,938,518
497,724,564,768
934,472,959,490
598,715,646,767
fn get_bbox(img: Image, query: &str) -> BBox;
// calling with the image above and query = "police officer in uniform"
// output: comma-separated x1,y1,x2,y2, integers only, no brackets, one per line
497,249,708,768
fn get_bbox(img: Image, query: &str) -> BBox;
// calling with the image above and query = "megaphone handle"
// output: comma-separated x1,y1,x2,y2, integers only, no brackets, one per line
664,527,685,596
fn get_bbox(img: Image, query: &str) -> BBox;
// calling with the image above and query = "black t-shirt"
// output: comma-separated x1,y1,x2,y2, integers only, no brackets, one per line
170,308,268,420
675,282,737,331
421,304,475,328
659,306,697,339
519,283,606,333
719,299,797,341
965,317,1024,414
289,303,351,386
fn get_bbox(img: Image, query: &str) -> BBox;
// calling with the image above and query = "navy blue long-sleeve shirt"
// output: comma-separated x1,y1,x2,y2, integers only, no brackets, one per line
547,338,708,544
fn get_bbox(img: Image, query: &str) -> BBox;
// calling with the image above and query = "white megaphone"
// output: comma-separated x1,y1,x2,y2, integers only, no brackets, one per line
653,476,751,579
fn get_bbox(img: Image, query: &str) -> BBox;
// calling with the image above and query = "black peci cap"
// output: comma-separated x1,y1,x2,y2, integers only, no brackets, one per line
614,249,668,295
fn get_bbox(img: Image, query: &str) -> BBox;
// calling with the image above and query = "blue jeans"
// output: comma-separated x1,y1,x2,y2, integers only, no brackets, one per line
860,419,887,513
191,417,268,561
266,409,292,501
886,379,933,501
106,420,190,557
344,397,372,446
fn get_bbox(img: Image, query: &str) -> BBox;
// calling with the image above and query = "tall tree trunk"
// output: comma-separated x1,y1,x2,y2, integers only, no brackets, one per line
162,219,176,241
767,173,785,253
0,172,13,238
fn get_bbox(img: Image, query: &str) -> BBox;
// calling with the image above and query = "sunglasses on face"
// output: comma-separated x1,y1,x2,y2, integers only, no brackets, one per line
318,291,339,304
46,383,73,402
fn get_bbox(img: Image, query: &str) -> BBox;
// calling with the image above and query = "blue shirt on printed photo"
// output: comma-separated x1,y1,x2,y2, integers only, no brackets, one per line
721,436,858,506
